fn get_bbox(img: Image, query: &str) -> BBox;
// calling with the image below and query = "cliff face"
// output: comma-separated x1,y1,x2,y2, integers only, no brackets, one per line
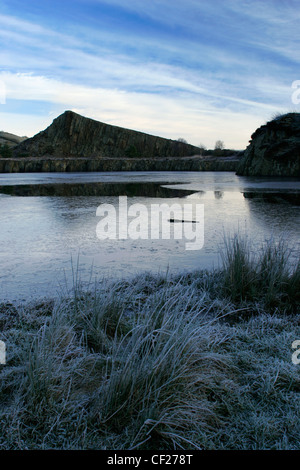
0,156,239,173
13,110,201,159
237,113,300,177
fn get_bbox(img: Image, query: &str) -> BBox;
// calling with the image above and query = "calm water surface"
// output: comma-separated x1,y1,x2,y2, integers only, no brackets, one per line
0,171,299,301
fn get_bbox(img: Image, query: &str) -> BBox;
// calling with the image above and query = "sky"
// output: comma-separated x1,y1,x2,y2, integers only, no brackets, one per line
0,0,299,149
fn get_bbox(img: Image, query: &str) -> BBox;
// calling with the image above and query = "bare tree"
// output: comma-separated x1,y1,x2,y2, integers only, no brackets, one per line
214,140,224,150
198,143,206,156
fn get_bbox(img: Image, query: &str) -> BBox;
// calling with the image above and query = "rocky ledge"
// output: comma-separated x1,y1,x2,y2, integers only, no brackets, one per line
237,112,300,177
0,155,240,173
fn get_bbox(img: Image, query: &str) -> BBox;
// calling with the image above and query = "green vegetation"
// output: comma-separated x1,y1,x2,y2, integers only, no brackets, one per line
0,236,299,450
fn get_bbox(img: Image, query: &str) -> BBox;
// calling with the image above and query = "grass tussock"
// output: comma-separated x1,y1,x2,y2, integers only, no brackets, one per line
0,236,299,450
221,234,299,311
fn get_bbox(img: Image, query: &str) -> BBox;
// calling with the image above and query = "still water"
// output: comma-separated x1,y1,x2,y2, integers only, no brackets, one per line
0,171,299,302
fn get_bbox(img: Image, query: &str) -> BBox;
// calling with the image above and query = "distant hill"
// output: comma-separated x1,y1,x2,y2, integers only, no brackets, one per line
0,131,27,148
13,110,201,159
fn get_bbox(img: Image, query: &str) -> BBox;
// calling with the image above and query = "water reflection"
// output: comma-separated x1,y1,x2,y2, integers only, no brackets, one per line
242,196,299,245
0,172,299,301
0,181,197,198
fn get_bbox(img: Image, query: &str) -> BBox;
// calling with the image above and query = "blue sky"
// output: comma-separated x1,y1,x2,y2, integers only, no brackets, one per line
0,0,299,148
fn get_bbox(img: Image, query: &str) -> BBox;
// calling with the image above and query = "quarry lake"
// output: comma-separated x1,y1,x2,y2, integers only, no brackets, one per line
0,171,299,302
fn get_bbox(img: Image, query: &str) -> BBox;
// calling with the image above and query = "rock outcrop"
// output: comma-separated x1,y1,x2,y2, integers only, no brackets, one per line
13,110,201,159
237,113,300,177
0,155,240,173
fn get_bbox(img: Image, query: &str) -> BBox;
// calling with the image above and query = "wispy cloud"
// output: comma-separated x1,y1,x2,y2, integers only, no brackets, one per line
0,0,299,148
0,71,272,149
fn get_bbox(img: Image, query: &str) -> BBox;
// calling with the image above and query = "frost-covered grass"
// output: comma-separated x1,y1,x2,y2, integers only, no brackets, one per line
221,234,299,310
0,236,299,450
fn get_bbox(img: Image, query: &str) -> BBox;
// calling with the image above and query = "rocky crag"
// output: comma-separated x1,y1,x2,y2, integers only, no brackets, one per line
13,110,201,159
237,112,300,177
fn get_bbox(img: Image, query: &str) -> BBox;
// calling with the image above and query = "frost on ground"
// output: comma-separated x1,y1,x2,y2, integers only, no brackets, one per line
0,236,299,450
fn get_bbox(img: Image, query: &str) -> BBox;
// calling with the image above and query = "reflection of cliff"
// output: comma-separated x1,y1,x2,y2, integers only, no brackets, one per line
242,193,300,250
243,191,300,205
0,182,198,198
214,191,224,199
